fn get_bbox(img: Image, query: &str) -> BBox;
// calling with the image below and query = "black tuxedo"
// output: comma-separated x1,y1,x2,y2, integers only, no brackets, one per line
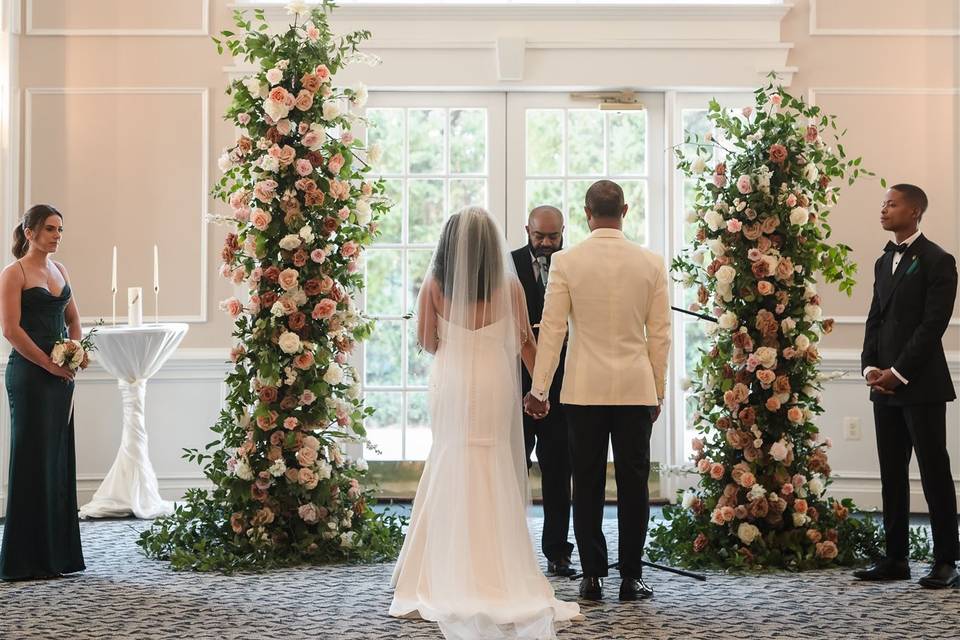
861,233,959,563
511,246,574,563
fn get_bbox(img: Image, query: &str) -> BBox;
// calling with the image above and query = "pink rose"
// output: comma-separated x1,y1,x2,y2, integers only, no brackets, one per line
284,417,299,430
253,180,278,203
328,180,350,200
269,144,297,166
229,345,246,362
785,193,797,208
740,472,756,489
720,506,735,522
297,447,319,466
713,174,727,188
742,106,753,118
328,153,345,175
268,86,289,104
301,72,320,93
726,219,743,233
771,94,782,107
298,503,319,524
338,206,350,220
300,390,317,405
276,119,292,136
736,175,753,194
295,90,314,112
816,540,838,560
221,297,243,317
768,144,788,164
781,482,795,496
319,276,334,294
692,437,704,451
805,125,819,143
293,352,315,370
710,509,725,525
237,113,251,126
301,130,321,149
278,268,299,291
341,132,354,145
709,462,725,481
697,458,711,473
295,159,313,177
312,298,337,320
251,209,272,231
299,467,319,489
315,64,330,81
340,241,359,257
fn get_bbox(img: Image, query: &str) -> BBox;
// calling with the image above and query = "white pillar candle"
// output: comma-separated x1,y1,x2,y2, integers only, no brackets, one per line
111,246,117,293
128,287,143,327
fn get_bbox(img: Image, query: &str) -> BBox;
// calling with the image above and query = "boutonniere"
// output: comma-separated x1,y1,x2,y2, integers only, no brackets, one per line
906,255,920,275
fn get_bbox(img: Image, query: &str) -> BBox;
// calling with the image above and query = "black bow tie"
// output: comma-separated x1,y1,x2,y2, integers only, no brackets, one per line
884,241,909,253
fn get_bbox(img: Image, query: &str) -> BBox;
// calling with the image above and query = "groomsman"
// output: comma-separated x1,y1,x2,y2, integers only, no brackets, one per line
511,205,576,577
525,181,671,601
856,184,959,588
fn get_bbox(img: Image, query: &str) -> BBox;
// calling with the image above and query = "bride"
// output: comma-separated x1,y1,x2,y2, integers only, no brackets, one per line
389,206,582,639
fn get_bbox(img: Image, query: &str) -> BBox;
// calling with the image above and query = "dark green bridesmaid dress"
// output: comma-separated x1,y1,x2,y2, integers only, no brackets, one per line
0,283,85,580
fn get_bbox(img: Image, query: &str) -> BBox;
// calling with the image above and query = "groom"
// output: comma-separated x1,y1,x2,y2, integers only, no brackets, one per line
856,184,959,588
524,180,671,602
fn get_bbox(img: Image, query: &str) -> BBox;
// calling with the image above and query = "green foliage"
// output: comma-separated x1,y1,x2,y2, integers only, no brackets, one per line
647,81,887,570
138,1,405,572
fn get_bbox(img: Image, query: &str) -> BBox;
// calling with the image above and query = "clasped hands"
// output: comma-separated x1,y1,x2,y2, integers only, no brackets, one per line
523,393,550,420
865,368,901,395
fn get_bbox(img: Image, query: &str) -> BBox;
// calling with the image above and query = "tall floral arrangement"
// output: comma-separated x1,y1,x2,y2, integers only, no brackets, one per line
138,1,404,571
647,82,888,570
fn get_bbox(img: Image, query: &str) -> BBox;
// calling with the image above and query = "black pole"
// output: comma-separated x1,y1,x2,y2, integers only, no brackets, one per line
569,559,707,582
671,305,718,323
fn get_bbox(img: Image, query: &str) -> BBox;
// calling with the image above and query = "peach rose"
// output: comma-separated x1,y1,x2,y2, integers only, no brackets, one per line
295,159,313,177
268,86,289,103
328,153,346,175
288,311,307,331
720,506,735,522
276,119,292,136
301,73,320,92
305,190,325,206
340,241,359,257
270,144,296,166
768,144,788,164
258,385,278,404
297,446,319,466
693,533,708,553
757,280,774,296
299,467,319,489
293,351,315,370
816,540,838,560
315,64,330,81
697,458,711,473
756,369,776,386
709,462,725,480
787,406,804,424
230,512,245,534
277,268,299,291
765,396,782,412
298,502,319,524
739,472,756,489
312,298,337,320
251,507,275,526
295,90,314,111
254,180,278,203
222,297,243,317
301,130,322,149
328,180,350,200
794,498,808,514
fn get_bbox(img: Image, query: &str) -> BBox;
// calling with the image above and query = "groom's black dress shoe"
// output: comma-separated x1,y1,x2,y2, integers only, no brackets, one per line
852,558,911,581
918,562,960,589
579,577,603,601
547,556,575,577
619,576,653,601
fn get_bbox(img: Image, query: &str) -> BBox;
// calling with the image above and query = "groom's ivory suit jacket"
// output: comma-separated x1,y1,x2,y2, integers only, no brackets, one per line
530,228,671,406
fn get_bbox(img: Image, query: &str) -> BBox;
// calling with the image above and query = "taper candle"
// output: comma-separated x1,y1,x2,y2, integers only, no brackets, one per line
111,245,117,293
153,245,159,292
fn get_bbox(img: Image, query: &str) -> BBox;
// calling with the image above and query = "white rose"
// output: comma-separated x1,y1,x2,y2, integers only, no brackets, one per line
792,512,809,527
706,238,725,257
351,82,368,107
808,476,825,497
51,343,66,365
278,331,302,354
259,155,280,173
217,153,235,172
781,318,796,335
680,491,696,509
368,142,383,165
715,265,736,285
795,334,811,352
755,346,778,369
803,163,819,182
737,522,761,545
690,156,707,174
685,210,699,224
789,206,810,226
747,484,767,501
339,531,357,548
769,439,789,462
322,101,342,121
268,458,286,477
235,459,254,481
270,302,286,317
315,459,333,480
263,99,290,123
279,234,301,251
323,363,344,385
299,225,315,244
286,0,309,17
804,304,822,321
355,458,369,472
690,250,705,266
355,199,372,225
718,311,738,331
703,209,724,232
762,255,779,276
347,383,361,400
265,68,283,86
803,283,817,300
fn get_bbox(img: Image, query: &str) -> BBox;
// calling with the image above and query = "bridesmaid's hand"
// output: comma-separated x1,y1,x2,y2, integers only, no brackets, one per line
46,361,75,381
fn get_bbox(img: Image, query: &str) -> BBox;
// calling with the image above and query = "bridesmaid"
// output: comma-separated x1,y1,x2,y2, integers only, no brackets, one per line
0,204,85,580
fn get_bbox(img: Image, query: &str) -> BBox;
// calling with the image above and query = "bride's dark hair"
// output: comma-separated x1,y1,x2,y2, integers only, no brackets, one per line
433,206,504,301
13,204,62,259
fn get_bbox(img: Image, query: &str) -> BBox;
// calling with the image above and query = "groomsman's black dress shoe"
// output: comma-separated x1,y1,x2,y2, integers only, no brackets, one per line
852,558,911,581
579,577,603,601
619,576,653,601
918,562,960,589
547,556,575,577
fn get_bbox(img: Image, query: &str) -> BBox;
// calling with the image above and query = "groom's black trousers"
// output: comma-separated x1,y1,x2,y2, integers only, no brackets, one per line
524,405,575,563
564,404,653,578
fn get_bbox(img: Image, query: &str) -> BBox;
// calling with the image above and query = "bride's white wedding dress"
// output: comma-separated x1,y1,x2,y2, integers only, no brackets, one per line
389,207,581,640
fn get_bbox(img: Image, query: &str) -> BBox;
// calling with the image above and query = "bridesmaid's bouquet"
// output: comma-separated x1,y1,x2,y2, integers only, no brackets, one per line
51,326,99,372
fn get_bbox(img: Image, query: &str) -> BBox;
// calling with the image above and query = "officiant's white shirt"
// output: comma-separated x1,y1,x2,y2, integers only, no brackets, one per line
531,228,671,406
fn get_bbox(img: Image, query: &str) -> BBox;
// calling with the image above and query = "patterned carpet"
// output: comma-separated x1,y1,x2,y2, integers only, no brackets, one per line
0,516,957,640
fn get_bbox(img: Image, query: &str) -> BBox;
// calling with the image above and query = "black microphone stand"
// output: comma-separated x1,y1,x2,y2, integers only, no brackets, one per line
567,306,716,584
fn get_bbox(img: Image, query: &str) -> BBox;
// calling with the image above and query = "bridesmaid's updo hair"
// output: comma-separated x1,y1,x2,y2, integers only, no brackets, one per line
13,204,62,259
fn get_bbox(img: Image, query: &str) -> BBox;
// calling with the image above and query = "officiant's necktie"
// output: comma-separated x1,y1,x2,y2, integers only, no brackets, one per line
536,256,549,296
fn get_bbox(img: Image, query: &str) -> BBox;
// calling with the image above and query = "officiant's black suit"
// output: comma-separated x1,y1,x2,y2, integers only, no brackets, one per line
511,246,574,564
861,233,959,563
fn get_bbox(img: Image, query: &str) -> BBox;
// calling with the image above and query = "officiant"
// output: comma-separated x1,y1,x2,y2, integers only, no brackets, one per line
511,205,575,577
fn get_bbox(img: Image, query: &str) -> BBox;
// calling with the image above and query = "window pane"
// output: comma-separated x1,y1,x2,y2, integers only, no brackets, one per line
449,109,486,175
375,178,403,245
566,110,604,176
608,111,647,175
365,319,403,386
684,320,707,376
526,109,563,176
364,391,402,460
408,179,446,244
407,249,434,312
526,179,564,214
407,321,431,387
683,179,701,243
621,179,647,245
366,108,405,175
406,391,433,459
449,178,487,213
681,108,710,160
565,179,593,246
364,249,403,316
408,108,445,174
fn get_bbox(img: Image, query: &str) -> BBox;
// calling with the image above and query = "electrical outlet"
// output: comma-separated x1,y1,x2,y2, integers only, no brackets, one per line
843,417,861,441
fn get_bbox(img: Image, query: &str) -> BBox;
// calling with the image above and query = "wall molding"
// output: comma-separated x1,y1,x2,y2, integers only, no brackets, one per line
831,315,960,327
808,0,960,37
23,87,210,324
25,0,210,37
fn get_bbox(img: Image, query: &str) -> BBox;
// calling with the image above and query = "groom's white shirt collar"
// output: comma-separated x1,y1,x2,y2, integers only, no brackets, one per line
588,228,624,239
